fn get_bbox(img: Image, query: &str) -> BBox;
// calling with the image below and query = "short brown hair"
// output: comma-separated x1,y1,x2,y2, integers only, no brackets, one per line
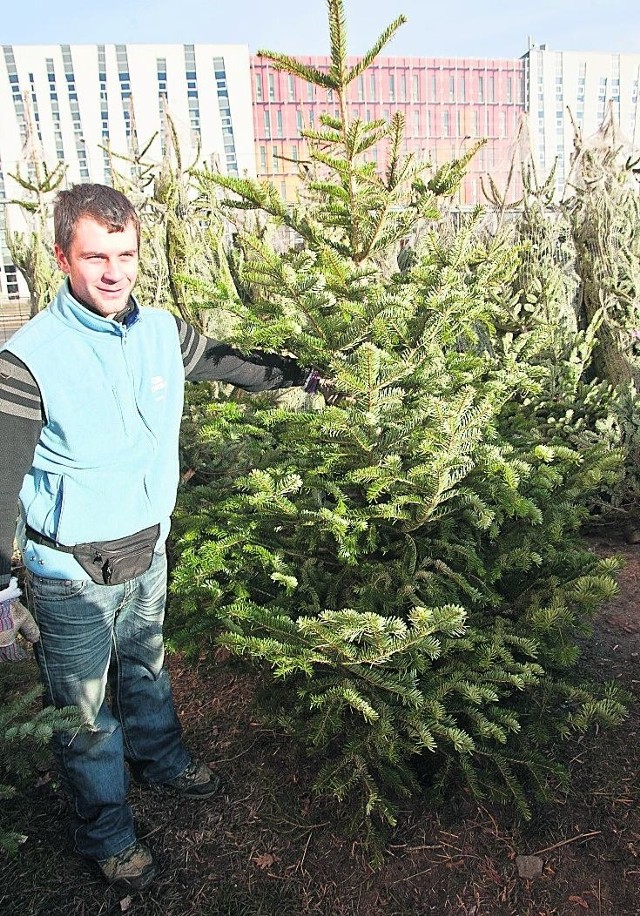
54,183,141,255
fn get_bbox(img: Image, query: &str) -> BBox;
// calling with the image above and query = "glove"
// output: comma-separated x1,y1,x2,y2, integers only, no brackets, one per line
0,577,40,662
303,368,322,395
303,369,343,405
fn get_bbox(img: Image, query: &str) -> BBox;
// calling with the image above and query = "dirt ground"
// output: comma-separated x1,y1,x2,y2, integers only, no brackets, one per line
1,532,640,916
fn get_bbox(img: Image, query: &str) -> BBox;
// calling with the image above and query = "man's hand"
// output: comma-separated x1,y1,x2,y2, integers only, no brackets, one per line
0,577,40,662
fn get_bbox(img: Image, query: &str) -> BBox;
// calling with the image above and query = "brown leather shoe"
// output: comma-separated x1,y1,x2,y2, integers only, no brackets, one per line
97,841,157,891
161,760,222,798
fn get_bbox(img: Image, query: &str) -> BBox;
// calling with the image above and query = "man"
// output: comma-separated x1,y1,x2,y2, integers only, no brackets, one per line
0,183,316,891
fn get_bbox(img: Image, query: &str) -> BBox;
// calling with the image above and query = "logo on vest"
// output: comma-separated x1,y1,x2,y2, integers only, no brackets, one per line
151,375,166,400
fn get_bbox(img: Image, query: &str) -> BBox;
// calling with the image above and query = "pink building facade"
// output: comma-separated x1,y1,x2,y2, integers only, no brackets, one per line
251,55,526,206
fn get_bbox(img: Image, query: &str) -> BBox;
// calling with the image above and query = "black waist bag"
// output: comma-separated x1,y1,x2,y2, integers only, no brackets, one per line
26,524,161,586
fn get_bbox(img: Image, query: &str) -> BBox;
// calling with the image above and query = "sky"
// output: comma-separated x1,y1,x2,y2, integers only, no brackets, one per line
4,0,640,59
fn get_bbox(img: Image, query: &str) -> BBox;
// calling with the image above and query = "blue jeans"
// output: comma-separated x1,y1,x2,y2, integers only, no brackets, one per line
27,550,190,861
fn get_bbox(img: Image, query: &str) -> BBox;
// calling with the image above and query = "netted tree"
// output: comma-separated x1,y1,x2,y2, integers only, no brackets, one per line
105,105,242,337
567,110,640,388
563,111,640,529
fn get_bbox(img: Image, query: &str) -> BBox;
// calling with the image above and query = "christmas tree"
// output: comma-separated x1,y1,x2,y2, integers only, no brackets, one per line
169,0,628,834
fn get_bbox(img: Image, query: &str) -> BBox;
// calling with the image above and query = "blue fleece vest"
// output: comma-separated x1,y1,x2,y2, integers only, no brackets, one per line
3,282,184,579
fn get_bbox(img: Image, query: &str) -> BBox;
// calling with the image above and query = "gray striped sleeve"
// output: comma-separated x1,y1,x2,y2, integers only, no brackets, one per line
0,351,42,584
0,351,44,422
172,315,307,390
175,316,207,377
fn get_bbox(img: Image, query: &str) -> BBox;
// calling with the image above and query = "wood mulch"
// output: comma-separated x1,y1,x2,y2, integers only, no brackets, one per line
1,531,640,915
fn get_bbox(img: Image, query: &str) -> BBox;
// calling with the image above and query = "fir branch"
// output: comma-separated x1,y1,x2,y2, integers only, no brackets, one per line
256,52,336,90
345,15,408,83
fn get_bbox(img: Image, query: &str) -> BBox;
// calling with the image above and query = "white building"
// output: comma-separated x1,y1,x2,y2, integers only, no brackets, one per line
3,41,640,302
523,44,640,197
0,43,256,300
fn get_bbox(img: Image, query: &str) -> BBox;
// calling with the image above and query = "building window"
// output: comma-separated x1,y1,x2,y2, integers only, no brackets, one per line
460,74,466,102
276,109,283,137
369,74,376,101
507,77,512,104
449,75,455,102
259,145,267,170
288,74,295,101
264,109,271,138
272,145,280,172
443,110,450,137
488,75,495,103
183,45,200,146
358,75,364,101
478,76,484,103
430,73,437,101
255,72,263,101
412,73,420,102
5,265,19,300
389,73,395,102
268,73,275,101
61,43,92,174
214,55,238,173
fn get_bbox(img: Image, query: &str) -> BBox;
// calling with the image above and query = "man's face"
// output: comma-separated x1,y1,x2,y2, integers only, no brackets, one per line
54,216,139,319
